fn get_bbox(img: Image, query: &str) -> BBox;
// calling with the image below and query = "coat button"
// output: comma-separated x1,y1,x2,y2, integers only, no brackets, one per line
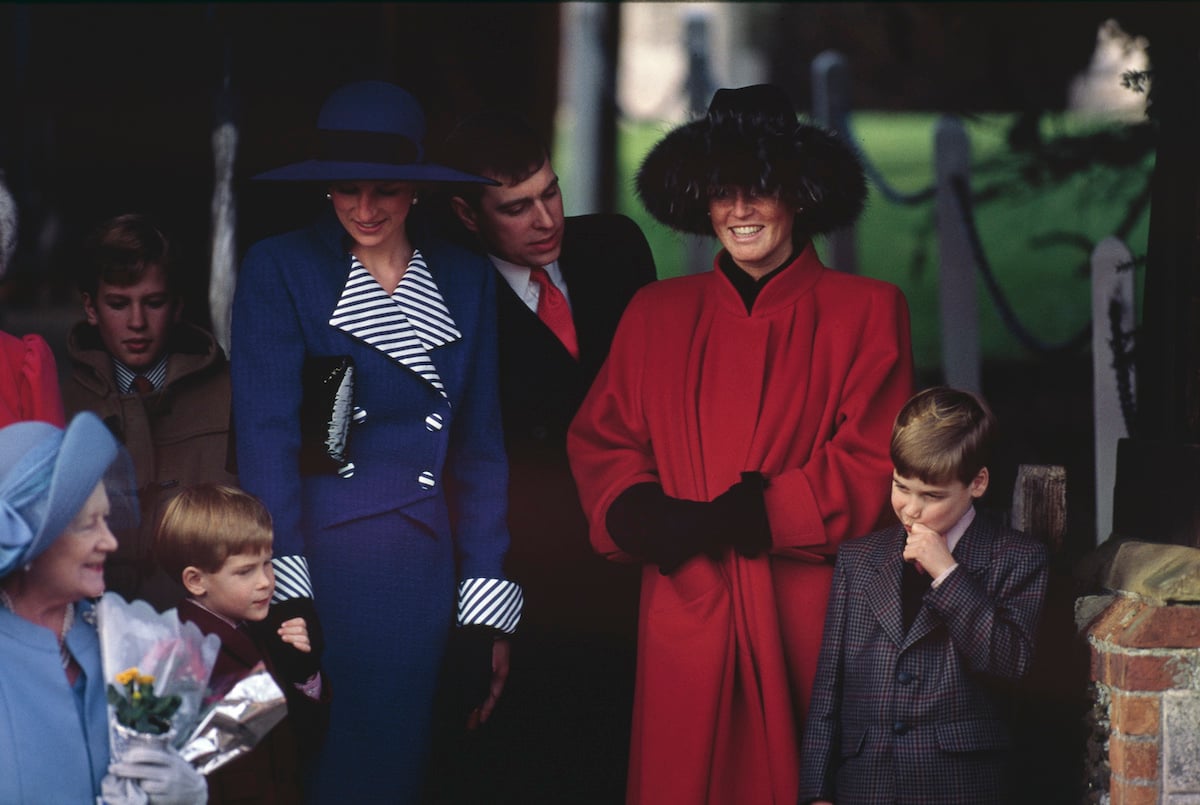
338,462,356,479
418,471,436,489
425,413,444,431
897,671,915,685
353,406,367,424
893,721,909,736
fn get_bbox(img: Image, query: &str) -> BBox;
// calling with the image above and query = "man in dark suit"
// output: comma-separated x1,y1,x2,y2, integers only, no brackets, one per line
428,111,656,803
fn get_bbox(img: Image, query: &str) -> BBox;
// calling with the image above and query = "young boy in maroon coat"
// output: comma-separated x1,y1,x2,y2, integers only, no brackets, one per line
800,388,1049,805
156,483,329,804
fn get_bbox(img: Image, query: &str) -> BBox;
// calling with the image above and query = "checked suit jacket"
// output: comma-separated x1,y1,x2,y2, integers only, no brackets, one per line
496,213,656,632
799,511,1048,805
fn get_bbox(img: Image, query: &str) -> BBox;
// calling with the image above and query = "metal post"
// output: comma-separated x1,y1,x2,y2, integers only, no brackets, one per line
811,50,857,273
934,115,980,394
559,3,618,215
683,8,717,275
1091,236,1136,544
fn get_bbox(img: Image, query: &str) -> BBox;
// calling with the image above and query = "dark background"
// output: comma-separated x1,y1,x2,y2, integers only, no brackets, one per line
2,2,1189,322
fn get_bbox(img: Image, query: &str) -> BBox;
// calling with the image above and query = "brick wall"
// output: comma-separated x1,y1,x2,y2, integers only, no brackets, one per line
1083,593,1200,804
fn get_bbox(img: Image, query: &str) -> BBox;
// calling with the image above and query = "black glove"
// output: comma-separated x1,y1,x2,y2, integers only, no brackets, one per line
717,471,772,558
254,597,324,683
606,474,772,575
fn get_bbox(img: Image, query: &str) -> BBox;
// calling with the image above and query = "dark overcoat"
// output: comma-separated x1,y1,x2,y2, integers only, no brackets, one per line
177,600,329,805
497,213,655,632
799,513,1049,805
436,214,654,802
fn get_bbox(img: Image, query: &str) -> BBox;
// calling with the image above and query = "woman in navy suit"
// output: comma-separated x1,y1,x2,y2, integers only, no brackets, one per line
232,81,523,802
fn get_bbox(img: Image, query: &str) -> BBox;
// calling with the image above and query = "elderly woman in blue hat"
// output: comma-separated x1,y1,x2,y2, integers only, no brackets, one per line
0,412,206,803
232,81,522,801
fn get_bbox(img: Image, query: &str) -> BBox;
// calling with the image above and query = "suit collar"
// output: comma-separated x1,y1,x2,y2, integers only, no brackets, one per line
865,529,908,647
709,241,826,316
177,599,262,670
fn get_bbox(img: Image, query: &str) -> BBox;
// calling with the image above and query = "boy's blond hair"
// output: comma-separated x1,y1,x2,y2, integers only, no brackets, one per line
155,483,273,579
891,387,996,486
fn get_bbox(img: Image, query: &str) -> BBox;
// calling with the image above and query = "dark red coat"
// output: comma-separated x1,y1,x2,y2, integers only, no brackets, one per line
568,245,914,804
178,600,328,804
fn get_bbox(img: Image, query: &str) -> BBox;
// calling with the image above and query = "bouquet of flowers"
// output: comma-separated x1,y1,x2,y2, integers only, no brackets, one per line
179,662,287,775
98,592,290,777
97,593,220,755
107,667,181,736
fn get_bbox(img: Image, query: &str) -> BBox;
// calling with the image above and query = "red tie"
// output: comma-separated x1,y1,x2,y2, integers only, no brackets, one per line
132,375,155,395
529,267,579,360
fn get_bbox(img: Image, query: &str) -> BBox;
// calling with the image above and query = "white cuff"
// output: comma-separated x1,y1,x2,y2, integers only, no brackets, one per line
271,555,314,601
457,578,523,634
930,562,959,589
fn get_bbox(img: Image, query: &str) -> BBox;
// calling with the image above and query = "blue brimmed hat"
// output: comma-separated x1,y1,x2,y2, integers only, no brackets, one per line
255,80,497,185
0,412,131,579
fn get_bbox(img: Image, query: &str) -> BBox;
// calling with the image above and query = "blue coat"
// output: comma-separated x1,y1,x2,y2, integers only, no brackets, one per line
231,212,511,801
0,601,109,803
232,211,510,581
799,513,1048,805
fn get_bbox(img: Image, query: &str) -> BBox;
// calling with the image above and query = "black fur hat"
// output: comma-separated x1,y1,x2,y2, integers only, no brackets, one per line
635,84,867,237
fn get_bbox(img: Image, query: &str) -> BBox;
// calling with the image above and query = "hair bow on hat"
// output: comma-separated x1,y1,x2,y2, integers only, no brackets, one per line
0,413,127,579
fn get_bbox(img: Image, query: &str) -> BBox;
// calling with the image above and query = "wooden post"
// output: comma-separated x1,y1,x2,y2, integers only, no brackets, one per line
1091,236,1136,544
1011,464,1067,557
811,50,858,273
934,116,980,393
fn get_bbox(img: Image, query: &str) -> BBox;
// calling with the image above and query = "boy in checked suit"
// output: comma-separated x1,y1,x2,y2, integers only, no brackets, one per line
800,387,1048,805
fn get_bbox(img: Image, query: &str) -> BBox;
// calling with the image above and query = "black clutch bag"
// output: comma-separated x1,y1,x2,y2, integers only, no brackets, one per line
299,355,355,475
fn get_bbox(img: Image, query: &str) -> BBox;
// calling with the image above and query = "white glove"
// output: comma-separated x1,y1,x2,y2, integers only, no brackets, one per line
103,744,207,805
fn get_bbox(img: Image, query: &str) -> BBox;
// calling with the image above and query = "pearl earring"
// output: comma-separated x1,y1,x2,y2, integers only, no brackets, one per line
325,193,332,200
412,195,419,206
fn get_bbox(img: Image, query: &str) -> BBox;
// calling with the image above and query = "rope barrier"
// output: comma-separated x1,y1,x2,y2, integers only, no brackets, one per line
950,174,1091,356
838,114,935,206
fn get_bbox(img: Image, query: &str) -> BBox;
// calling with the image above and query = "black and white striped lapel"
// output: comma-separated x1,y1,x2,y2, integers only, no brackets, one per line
329,249,461,398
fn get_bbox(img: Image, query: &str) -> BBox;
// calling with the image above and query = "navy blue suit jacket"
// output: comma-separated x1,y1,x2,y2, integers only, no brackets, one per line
231,211,510,584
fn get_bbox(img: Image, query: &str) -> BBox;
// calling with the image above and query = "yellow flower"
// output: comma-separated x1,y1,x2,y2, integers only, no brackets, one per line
115,667,139,686
132,690,142,701
136,674,155,687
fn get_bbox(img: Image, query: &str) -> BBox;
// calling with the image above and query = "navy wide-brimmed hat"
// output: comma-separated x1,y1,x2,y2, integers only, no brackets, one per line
636,84,867,236
255,80,496,185
0,412,136,579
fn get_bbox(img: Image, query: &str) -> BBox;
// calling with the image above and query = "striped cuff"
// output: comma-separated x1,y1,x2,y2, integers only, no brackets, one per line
457,578,523,634
271,555,314,602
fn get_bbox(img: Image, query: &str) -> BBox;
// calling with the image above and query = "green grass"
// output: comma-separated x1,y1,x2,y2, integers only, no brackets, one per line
561,112,1153,373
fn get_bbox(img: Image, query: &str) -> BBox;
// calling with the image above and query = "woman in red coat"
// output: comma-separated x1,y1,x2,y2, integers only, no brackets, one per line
567,84,914,804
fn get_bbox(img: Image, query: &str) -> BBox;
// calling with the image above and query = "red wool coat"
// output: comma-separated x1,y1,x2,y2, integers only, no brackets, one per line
568,245,914,805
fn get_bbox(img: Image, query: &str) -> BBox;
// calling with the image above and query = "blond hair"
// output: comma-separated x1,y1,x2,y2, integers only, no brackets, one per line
155,484,273,579
891,387,996,486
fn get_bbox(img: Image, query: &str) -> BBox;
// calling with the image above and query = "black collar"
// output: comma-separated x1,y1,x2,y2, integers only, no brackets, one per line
718,247,800,313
